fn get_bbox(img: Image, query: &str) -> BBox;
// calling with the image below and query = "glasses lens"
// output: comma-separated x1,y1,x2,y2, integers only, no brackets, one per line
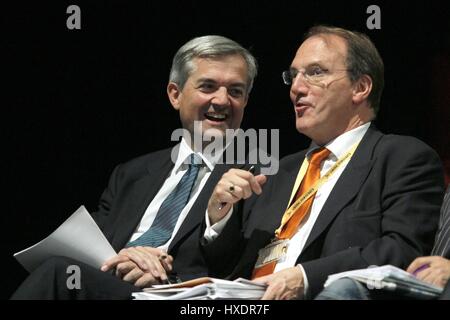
282,71,291,85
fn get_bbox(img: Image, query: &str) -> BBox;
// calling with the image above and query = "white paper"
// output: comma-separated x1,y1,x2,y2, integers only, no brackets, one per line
134,277,267,300
324,265,443,296
14,205,117,272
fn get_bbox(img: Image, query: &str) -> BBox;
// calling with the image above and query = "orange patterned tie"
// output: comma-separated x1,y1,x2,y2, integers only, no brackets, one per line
252,147,331,279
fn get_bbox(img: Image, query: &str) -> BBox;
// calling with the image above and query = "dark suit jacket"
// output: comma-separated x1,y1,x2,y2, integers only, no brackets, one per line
204,125,445,298
90,146,247,281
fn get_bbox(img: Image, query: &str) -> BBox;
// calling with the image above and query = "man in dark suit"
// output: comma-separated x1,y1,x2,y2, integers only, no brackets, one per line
11,35,259,299
203,26,445,299
314,185,450,300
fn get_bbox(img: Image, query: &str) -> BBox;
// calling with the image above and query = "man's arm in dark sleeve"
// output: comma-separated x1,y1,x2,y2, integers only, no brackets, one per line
302,137,445,298
90,164,123,231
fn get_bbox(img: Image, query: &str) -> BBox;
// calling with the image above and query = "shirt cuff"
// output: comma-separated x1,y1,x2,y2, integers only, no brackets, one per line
203,207,234,242
297,264,309,299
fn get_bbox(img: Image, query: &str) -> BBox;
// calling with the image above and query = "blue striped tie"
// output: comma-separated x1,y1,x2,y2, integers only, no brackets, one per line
127,153,202,248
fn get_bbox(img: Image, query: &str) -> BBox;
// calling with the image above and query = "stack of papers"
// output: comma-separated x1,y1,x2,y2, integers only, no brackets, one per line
132,277,267,300
324,265,443,299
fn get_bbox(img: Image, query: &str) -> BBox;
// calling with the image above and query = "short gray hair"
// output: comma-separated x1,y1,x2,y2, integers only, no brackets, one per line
169,35,257,94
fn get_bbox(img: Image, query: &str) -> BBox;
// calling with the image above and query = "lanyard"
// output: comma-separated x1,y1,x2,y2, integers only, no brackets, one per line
274,141,361,237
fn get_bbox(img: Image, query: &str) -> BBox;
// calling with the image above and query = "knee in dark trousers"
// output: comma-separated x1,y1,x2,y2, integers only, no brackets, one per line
11,256,140,300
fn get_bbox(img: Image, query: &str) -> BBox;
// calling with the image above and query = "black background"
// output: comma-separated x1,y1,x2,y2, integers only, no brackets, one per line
3,0,450,299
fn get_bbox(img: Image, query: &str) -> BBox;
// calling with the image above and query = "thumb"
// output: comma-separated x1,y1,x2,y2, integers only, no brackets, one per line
255,174,267,187
252,274,269,285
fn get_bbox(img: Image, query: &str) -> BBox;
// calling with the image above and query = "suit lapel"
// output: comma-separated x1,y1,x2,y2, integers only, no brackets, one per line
168,163,235,251
112,149,174,249
301,126,383,253
168,135,257,251
261,159,304,231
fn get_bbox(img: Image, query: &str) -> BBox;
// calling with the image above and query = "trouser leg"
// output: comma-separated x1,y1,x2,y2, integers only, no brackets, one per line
11,256,141,300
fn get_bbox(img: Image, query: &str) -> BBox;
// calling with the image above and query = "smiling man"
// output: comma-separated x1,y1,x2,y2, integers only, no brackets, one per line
168,53,249,144
203,25,444,300
12,35,257,299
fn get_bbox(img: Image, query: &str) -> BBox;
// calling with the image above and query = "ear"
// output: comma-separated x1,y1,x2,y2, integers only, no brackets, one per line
352,75,372,105
167,82,182,110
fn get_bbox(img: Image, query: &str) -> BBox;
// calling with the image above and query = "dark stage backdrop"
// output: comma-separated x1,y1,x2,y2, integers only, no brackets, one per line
3,0,449,299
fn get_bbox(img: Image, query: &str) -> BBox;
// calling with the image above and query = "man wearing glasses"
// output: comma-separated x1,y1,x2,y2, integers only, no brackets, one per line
203,25,445,299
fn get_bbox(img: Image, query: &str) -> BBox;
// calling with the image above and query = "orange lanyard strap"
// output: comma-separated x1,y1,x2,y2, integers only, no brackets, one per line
274,141,361,237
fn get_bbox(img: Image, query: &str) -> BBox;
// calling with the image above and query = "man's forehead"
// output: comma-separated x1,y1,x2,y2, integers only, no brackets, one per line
189,56,248,82
293,34,347,65
302,34,347,50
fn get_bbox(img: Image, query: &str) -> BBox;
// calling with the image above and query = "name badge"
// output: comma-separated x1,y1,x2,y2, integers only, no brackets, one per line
254,239,289,268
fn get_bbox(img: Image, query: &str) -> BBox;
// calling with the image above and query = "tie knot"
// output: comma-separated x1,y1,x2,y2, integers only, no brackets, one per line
309,147,331,166
188,153,203,167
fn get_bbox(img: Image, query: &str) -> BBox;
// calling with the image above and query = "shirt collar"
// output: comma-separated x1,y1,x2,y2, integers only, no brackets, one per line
173,138,222,172
306,122,371,160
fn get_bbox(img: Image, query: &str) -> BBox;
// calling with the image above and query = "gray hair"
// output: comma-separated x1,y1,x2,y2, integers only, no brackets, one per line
169,35,257,95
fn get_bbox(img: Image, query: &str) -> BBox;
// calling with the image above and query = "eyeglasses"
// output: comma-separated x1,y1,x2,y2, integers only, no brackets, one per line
282,66,349,88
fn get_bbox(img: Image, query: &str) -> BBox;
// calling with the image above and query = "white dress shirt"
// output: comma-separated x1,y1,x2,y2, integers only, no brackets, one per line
276,122,370,297
128,138,222,251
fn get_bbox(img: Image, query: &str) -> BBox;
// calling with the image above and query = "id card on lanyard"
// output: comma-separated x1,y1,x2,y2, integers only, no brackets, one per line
253,141,361,270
